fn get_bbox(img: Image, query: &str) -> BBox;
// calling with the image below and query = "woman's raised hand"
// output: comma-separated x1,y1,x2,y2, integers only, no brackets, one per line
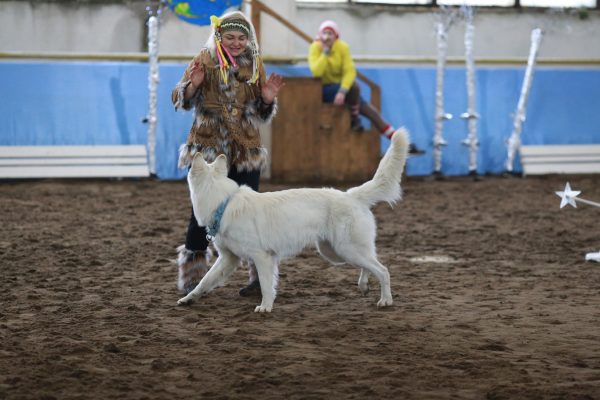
261,73,285,105
189,60,205,88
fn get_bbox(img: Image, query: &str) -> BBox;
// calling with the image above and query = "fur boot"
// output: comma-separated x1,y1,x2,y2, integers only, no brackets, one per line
176,245,213,294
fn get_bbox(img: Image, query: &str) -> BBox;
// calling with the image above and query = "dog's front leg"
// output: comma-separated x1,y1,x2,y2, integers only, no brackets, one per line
252,252,277,313
177,253,236,305
211,248,240,288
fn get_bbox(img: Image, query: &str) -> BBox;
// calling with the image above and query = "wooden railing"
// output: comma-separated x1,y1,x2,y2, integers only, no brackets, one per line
249,0,381,110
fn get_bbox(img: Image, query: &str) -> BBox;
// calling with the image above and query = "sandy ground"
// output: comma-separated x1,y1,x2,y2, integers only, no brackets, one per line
1,174,599,400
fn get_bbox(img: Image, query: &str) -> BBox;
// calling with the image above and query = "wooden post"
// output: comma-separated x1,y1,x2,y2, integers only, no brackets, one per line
250,0,262,46
252,0,313,43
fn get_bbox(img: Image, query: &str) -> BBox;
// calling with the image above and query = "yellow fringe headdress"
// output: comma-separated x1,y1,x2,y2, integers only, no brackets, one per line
210,14,260,85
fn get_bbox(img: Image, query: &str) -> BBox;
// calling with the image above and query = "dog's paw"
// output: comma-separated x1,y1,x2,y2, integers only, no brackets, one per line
177,296,195,306
254,305,272,313
358,283,369,296
377,297,393,308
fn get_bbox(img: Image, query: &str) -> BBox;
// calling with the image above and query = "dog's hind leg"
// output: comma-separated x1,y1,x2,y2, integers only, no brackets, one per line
318,241,370,294
252,251,278,313
357,256,392,307
316,240,346,265
177,249,239,305
337,247,392,307
357,269,370,295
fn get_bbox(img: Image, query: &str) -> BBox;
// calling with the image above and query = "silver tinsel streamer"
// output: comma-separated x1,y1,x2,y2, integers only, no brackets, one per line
505,28,543,173
460,6,479,174
147,15,159,175
433,10,455,174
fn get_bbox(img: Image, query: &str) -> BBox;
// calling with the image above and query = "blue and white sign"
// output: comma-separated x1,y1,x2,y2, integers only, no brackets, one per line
166,0,243,26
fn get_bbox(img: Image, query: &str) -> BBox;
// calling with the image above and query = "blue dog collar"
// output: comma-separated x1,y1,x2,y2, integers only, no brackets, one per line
206,197,230,241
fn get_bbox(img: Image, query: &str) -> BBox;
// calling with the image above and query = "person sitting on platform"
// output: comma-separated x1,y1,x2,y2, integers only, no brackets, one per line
308,20,424,155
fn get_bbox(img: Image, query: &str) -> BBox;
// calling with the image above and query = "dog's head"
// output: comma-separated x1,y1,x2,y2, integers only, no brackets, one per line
188,153,228,187
187,153,238,225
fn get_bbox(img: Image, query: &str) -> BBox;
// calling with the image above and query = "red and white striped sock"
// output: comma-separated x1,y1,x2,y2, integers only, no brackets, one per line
381,124,395,139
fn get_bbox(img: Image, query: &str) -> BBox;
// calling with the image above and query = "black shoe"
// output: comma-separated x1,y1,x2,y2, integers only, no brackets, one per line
239,279,261,297
408,143,425,155
351,118,365,132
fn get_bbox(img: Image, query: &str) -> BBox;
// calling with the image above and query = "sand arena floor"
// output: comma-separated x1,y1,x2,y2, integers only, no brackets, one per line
1,174,599,399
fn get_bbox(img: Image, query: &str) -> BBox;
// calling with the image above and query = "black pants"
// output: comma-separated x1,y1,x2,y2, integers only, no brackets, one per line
185,166,260,251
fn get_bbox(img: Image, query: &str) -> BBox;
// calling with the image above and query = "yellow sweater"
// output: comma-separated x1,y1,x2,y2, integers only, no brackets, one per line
308,39,356,92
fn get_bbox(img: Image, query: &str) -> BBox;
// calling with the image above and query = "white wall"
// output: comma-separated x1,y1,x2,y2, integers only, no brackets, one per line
1,0,599,59
157,0,297,56
294,4,600,59
0,1,144,52
156,11,212,55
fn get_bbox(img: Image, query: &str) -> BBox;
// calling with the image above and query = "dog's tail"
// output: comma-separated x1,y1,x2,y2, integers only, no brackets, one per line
347,127,410,207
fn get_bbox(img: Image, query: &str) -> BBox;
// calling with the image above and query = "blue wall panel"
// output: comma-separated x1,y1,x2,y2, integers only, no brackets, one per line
0,61,149,147
1,61,599,179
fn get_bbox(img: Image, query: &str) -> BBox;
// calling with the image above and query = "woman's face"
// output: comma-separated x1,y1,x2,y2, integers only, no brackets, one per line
221,31,249,57
320,29,336,48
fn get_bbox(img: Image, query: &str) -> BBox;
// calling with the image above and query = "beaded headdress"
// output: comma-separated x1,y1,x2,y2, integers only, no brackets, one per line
220,18,250,36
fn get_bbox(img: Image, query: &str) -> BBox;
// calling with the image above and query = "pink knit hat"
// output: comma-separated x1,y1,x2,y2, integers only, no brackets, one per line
318,20,340,39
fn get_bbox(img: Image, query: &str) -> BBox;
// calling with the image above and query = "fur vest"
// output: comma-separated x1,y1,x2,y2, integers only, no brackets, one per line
172,48,277,171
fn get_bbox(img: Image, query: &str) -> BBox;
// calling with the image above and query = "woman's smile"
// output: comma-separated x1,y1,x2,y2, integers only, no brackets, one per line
222,31,248,57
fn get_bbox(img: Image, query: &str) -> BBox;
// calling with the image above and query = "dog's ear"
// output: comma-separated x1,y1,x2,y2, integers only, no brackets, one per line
190,153,207,173
214,154,228,176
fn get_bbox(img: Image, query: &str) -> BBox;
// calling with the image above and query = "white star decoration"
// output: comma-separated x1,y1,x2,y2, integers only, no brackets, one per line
554,182,600,262
555,182,600,209
555,182,581,209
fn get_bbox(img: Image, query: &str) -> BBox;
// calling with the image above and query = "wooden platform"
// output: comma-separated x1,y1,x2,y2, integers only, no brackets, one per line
0,145,150,179
271,77,380,184
520,144,600,175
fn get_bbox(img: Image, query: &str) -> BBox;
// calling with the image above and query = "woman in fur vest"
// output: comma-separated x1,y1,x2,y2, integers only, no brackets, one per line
172,11,284,296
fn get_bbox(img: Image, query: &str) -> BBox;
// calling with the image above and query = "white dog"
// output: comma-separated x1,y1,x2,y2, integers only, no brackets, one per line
177,128,410,312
